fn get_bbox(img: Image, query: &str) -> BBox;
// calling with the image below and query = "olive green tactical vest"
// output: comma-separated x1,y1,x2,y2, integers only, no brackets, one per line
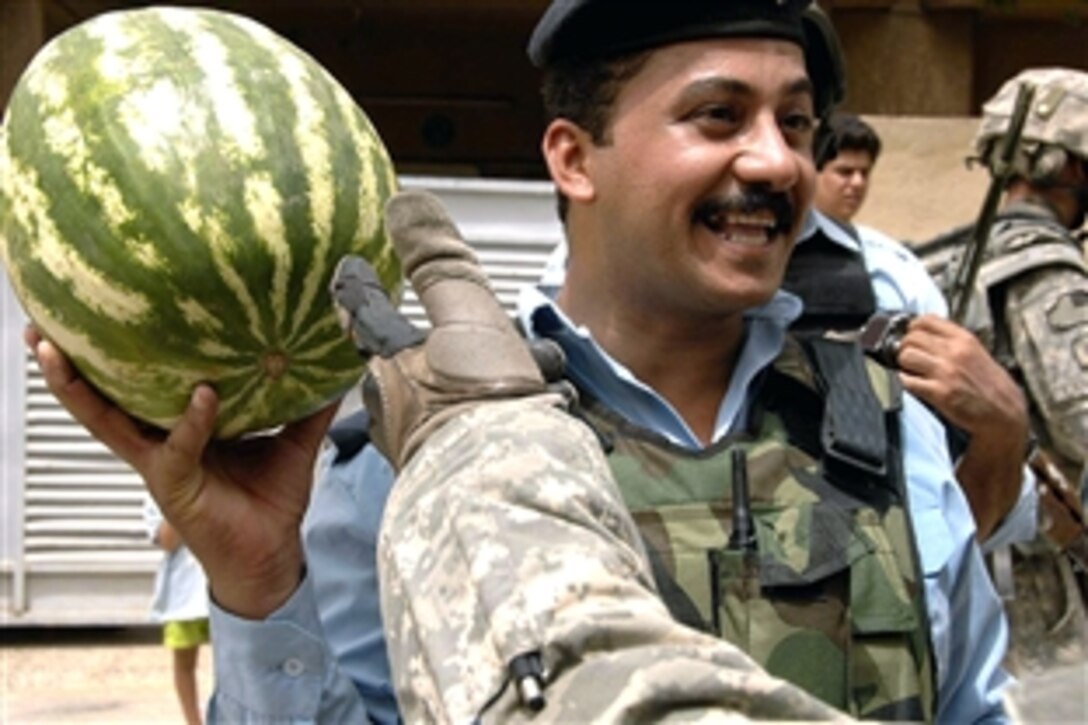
576,336,937,721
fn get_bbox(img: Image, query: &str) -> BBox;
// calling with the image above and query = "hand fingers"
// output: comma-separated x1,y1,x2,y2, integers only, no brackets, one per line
33,338,154,469
156,384,218,490
899,370,978,432
898,370,941,403
902,314,981,356
895,336,945,379
23,324,41,350
899,315,982,371
906,313,966,338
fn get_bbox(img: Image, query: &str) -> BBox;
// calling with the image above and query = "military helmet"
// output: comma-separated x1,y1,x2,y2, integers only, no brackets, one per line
974,67,1088,182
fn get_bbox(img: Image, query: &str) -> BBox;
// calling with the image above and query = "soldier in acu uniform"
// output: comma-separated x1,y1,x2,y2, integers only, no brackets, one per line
918,68,1088,674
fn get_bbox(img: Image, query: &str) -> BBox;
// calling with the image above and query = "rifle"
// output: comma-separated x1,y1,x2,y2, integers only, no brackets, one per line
949,82,1037,324
1030,448,1088,573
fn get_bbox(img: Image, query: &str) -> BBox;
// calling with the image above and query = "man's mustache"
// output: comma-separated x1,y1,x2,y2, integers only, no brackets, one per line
693,188,795,237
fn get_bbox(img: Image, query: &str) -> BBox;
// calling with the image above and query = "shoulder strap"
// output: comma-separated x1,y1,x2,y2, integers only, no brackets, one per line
916,211,1084,295
978,219,1086,290
769,335,904,508
783,229,877,333
806,338,889,476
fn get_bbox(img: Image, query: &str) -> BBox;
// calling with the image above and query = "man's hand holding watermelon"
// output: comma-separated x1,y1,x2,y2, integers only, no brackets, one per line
28,324,336,619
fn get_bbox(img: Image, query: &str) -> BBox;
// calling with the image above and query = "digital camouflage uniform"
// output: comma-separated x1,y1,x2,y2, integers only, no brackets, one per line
378,400,851,724
918,67,1088,674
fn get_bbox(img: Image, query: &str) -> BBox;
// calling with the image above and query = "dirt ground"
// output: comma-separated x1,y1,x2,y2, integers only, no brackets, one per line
2,626,1086,724
2,627,213,724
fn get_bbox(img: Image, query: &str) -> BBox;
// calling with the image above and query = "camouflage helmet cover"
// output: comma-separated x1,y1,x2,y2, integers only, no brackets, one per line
974,67,1088,174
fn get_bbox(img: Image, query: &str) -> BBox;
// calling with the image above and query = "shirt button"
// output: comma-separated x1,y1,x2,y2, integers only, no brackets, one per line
282,658,306,677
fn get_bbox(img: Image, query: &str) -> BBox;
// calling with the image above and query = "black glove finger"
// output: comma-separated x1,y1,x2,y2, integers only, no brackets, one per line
546,379,579,411
331,255,425,359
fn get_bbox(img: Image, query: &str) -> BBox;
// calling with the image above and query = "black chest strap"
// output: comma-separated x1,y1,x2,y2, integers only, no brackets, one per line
784,228,877,334
762,336,903,509
807,338,888,477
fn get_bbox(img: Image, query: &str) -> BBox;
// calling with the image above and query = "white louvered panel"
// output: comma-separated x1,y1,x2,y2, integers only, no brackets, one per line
21,549,159,571
22,468,142,485
23,351,154,568
397,176,563,328
25,504,141,519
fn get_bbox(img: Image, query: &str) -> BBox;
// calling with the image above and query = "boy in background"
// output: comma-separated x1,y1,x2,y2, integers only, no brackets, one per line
143,495,209,725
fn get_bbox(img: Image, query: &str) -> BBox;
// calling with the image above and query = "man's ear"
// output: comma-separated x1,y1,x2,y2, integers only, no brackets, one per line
542,119,596,205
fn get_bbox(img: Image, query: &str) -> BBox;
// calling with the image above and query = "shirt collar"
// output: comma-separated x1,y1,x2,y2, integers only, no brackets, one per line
800,209,862,252
516,284,800,448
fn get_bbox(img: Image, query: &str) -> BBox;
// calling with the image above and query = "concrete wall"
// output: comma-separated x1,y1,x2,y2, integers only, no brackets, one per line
833,6,977,116
857,115,990,244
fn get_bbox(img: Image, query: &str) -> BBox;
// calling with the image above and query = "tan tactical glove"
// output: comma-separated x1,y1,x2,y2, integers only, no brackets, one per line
331,190,549,470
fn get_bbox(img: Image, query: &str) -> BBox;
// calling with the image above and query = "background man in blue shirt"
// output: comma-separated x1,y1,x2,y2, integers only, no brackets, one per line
797,112,1033,544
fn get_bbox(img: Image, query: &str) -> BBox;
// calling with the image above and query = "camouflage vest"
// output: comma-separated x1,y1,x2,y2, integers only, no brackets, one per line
574,336,937,722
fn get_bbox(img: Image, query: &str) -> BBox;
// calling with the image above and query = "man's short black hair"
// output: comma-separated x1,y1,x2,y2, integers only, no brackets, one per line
816,113,882,170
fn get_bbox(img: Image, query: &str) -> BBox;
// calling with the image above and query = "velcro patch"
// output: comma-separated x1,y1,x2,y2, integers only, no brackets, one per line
1047,290,1088,330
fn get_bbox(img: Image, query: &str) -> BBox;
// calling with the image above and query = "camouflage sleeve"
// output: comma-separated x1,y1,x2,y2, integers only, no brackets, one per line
378,399,851,724
1004,264,1088,478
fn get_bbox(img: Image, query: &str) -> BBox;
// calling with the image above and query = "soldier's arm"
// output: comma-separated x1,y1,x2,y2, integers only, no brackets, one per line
380,399,849,724
1004,265,1088,476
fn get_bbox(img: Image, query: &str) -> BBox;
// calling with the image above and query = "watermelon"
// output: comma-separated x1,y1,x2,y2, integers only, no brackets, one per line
0,6,400,438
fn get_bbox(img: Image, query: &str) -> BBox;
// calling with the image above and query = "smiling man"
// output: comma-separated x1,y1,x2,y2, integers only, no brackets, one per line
29,1,1014,723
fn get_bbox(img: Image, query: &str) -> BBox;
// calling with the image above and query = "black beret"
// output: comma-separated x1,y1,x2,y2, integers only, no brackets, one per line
528,0,844,114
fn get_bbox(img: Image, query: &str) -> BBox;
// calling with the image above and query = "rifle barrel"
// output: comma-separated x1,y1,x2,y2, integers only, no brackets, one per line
950,83,1037,324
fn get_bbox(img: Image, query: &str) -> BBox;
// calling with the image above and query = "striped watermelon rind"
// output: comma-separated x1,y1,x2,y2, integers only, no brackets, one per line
0,6,400,438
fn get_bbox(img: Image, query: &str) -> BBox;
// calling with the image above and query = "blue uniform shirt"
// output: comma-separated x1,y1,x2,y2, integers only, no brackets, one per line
539,211,1036,547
